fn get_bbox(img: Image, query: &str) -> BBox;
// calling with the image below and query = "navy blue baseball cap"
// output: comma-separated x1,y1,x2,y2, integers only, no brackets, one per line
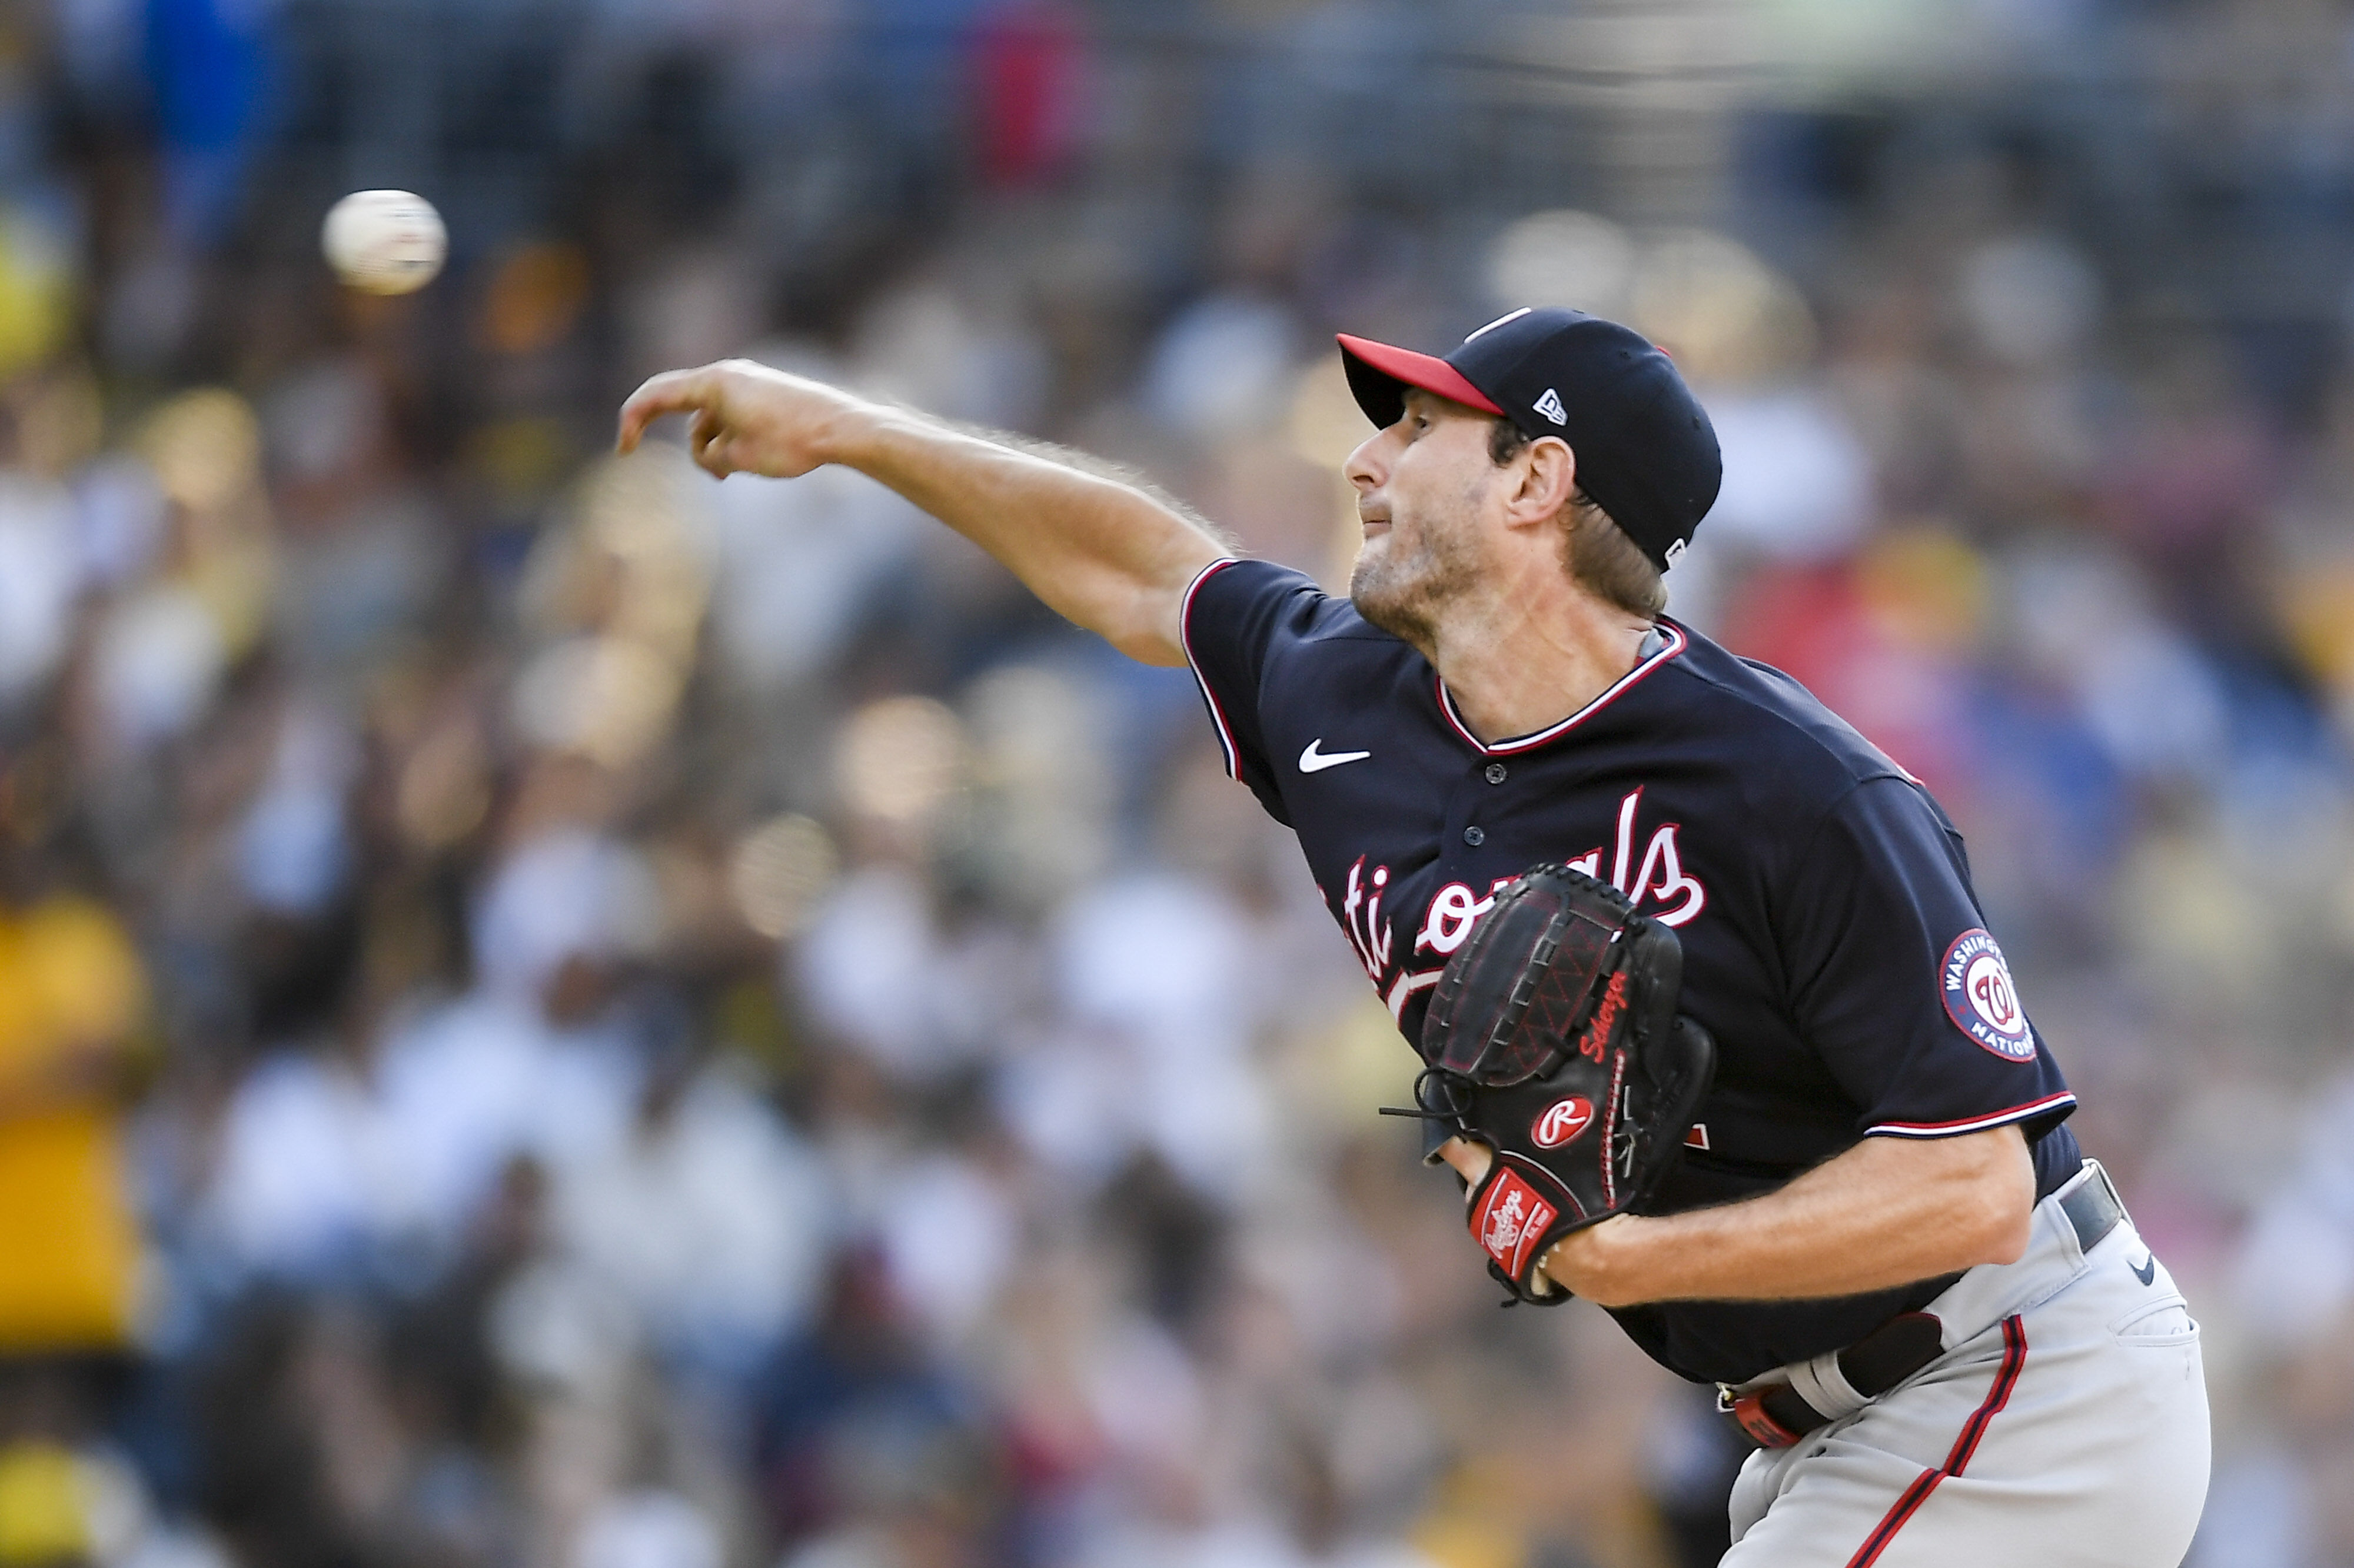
1337,307,1722,570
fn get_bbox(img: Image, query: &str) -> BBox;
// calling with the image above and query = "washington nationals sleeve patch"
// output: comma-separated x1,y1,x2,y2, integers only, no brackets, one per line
1940,928,2035,1061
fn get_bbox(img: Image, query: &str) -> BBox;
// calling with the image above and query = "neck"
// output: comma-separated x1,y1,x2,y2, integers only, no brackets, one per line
1424,575,1654,744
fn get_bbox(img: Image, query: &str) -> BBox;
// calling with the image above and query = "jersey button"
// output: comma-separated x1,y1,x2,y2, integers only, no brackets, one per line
1484,763,1508,785
1463,826,1485,847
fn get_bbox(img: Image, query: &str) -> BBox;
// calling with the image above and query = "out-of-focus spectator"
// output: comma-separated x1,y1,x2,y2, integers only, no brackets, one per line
552,1037,831,1376
0,841,148,1361
0,831,156,1568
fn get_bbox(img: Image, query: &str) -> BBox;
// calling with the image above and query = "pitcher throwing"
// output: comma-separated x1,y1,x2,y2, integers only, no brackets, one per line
620,307,2210,1566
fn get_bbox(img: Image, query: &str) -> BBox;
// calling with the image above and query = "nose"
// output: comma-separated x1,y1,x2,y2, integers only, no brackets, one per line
1345,426,1395,494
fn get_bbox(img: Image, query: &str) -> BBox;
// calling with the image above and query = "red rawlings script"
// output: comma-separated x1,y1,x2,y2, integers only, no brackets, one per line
1472,1168,1558,1281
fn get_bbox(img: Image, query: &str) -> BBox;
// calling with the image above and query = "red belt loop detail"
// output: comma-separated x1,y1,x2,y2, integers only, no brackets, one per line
1731,1391,1803,1450
1842,1315,2027,1568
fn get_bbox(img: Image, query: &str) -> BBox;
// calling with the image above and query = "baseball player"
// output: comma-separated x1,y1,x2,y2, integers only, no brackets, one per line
619,307,2210,1565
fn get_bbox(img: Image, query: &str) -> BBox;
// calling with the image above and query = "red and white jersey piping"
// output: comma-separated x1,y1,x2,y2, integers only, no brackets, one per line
1436,618,1689,755
1867,1091,2077,1140
1181,557,1245,778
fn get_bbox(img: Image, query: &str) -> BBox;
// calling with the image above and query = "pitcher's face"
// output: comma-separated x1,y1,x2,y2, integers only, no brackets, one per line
1345,391,1511,650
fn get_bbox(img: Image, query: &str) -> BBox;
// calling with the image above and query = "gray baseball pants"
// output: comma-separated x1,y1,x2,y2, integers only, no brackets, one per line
1723,1161,2210,1566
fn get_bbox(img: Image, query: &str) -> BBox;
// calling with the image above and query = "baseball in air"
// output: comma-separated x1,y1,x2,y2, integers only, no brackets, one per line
321,190,445,295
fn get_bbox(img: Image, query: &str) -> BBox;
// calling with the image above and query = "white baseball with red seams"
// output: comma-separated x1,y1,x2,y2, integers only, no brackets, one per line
322,190,446,295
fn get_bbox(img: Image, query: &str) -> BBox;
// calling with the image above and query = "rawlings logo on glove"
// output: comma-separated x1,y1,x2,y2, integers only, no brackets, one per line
1532,1097,1594,1148
1472,1168,1558,1280
1396,864,1717,1305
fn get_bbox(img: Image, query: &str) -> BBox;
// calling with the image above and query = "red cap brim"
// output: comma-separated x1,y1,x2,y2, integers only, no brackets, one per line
1336,333,1506,426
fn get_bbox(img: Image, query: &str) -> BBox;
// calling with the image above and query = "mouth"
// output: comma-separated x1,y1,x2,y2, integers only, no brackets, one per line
1359,511,1392,537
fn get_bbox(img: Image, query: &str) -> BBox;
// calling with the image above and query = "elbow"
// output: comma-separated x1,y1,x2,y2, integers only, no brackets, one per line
1963,1155,2039,1267
1917,1124,2037,1270
1975,1193,2034,1266
1105,624,1187,667
1096,582,1195,667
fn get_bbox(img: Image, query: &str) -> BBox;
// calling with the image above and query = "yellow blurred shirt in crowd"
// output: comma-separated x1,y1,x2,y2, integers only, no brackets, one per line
0,897,147,1353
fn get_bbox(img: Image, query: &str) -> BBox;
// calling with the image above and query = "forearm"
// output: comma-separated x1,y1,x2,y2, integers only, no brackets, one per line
1547,1125,2037,1307
823,403,1226,664
618,359,1232,665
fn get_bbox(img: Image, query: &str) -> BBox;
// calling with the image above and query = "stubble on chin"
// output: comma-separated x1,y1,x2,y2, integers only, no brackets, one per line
1350,521,1478,651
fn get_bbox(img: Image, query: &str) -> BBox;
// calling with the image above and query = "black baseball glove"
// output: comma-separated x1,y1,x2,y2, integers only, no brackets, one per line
1399,864,1715,1305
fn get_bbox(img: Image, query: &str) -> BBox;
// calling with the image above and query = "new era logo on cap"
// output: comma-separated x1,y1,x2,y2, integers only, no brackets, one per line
1532,388,1568,426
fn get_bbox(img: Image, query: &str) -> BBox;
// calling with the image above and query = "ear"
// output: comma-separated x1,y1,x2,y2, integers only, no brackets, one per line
1501,435,1578,534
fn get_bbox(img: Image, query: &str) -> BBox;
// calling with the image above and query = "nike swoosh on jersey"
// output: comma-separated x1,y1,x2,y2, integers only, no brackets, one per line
2130,1253,2156,1286
1298,740,1372,773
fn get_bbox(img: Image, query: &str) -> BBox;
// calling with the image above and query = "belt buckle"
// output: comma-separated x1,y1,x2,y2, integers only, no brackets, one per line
1717,1384,1802,1449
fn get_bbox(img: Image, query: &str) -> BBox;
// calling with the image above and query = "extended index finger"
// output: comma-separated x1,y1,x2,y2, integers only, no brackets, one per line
616,368,717,453
1437,1136,1493,1187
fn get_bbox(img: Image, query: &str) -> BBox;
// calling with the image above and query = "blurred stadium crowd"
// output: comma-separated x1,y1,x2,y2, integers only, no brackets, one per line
2,1,2354,1566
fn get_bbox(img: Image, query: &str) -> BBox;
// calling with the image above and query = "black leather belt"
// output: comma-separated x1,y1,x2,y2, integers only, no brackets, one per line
1725,1312,1946,1448
2059,1161,2124,1257
1724,1163,2125,1449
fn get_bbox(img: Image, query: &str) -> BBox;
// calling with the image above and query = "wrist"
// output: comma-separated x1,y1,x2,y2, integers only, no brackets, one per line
1543,1214,1650,1308
807,394,885,470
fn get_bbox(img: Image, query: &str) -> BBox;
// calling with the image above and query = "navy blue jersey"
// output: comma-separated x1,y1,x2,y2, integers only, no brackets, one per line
1181,558,2082,1386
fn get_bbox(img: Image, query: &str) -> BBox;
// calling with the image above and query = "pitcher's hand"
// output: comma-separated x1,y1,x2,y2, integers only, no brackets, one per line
1436,1136,1494,1186
617,358,870,480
